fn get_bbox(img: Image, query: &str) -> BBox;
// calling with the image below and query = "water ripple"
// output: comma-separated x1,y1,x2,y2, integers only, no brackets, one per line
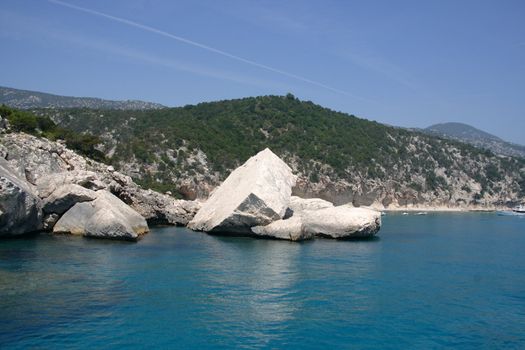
1,214,525,348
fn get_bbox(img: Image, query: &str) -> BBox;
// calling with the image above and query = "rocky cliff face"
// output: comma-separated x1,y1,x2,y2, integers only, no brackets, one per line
290,135,525,210
103,138,525,210
0,132,199,232
0,158,42,235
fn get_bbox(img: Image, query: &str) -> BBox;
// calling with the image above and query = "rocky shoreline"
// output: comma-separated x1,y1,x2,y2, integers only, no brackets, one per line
0,130,381,241
0,132,200,240
374,206,504,212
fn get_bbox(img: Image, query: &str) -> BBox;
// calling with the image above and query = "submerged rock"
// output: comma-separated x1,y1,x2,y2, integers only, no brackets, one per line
188,148,296,233
0,158,42,235
53,190,149,241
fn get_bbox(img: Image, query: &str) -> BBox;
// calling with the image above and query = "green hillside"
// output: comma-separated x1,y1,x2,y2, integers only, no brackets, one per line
32,95,525,206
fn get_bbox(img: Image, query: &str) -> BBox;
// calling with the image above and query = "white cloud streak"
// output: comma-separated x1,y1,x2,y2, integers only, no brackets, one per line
0,8,288,90
48,0,363,100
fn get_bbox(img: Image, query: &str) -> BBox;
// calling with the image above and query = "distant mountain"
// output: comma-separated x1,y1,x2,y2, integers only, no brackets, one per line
424,122,525,159
0,86,165,110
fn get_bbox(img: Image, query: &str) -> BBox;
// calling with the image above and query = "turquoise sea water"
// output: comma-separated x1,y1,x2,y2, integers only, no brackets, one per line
1,213,524,349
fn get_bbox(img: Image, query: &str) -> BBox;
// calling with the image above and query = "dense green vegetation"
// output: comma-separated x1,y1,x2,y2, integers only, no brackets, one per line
0,105,105,161
32,95,525,200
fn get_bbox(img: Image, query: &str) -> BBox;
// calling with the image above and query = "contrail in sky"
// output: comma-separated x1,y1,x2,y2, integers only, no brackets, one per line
49,0,363,99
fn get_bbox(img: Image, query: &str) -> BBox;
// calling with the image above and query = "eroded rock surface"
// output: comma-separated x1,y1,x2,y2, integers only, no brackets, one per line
0,158,42,235
54,190,148,241
253,201,381,241
42,184,97,215
251,216,311,241
1,133,199,226
302,206,381,239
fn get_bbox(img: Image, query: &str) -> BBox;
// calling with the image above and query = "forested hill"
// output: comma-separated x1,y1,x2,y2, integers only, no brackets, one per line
0,86,165,110
33,94,525,208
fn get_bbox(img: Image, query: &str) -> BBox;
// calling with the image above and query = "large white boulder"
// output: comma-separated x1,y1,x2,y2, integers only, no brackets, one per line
251,216,312,241
302,206,381,238
188,148,296,233
252,204,381,241
53,190,149,241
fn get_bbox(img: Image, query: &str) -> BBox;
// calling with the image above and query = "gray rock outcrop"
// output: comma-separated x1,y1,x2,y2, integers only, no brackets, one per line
0,158,42,235
188,148,297,233
42,184,97,215
1,132,200,226
36,171,105,198
54,190,149,241
43,213,60,231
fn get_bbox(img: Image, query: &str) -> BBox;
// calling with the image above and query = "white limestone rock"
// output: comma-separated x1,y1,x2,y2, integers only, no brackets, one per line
251,216,313,241
302,206,381,239
253,204,381,241
288,196,334,215
188,148,296,233
53,190,149,241
0,158,42,235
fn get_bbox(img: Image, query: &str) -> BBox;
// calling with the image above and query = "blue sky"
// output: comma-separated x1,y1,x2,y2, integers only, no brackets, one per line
1,0,524,144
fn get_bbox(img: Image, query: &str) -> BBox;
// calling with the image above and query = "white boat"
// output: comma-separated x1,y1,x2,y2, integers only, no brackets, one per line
416,212,428,216
513,204,525,213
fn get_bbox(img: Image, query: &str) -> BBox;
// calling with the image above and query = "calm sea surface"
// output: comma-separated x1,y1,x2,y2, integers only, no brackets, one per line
1,213,524,349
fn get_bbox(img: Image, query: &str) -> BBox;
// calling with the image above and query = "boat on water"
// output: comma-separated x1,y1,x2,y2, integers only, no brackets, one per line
497,205,525,216
513,204,525,213
415,212,428,216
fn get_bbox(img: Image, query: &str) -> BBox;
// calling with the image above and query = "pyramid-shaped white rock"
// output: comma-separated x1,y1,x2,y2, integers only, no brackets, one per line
188,148,296,233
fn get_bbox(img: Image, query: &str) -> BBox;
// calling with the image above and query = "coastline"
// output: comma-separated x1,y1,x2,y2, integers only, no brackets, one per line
360,204,508,213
